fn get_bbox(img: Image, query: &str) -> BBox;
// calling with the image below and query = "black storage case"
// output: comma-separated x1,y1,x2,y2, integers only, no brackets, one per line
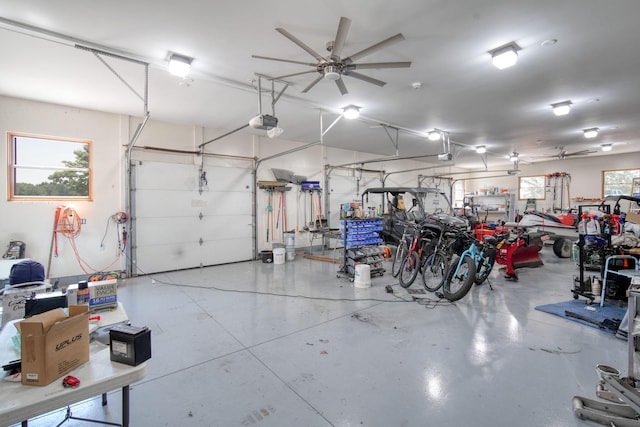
109,324,151,366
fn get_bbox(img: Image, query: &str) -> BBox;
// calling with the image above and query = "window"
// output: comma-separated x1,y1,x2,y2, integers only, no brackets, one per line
518,175,546,200
603,169,640,197
452,180,465,209
8,132,92,200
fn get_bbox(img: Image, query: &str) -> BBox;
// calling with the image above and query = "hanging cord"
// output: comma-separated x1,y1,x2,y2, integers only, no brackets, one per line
53,207,123,275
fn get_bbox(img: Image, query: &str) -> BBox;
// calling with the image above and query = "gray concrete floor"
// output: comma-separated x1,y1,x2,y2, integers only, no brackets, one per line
12,246,629,426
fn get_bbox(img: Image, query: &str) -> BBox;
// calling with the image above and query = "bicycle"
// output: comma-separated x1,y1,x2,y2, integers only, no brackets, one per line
391,222,413,278
397,224,438,288
441,230,477,302
420,221,455,293
440,230,499,300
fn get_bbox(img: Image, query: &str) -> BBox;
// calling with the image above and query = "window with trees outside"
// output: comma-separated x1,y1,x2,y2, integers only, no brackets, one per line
518,175,546,200
603,169,640,197
8,132,92,201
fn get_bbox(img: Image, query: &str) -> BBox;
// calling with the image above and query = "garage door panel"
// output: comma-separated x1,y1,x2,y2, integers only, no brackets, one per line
199,215,253,240
135,161,253,273
136,242,202,273
136,217,202,245
198,192,253,216
205,167,253,190
136,162,200,191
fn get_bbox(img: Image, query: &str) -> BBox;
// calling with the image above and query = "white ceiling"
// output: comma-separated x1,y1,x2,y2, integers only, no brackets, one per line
1,0,639,170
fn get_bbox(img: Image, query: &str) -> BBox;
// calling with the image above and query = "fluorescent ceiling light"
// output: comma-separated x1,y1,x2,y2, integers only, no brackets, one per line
583,128,599,138
342,105,360,120
491,43,519,70
551,101,572,116
475,145,487,154
427,130,442,141
601,144,612,152
168,53,192,77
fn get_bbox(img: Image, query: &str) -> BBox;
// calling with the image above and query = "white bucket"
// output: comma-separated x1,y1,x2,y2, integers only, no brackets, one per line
354,264,371,288
273,248,286,265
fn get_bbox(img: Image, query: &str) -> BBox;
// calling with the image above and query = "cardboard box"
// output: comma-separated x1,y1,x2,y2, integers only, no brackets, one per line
626,211,640,225
66,279,118,310
109,324,151,366
16,305,90,386
2,282,49,329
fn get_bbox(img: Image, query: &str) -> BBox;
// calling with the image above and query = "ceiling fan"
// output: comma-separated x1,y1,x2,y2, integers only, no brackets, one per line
252,16,411,95
548,146,597,160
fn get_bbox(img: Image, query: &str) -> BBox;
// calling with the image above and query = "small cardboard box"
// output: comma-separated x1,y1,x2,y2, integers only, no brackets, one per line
626,211,640,225
16,305,90,386
2,282,49,329
109,324,151,366
66,279,118,310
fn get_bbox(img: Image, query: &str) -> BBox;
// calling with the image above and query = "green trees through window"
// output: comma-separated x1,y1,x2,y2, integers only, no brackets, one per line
9,133,92,200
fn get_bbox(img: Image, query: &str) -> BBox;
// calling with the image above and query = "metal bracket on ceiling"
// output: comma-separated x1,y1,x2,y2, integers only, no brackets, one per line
75,44,149,117
254,74,288,117
380,125,400,157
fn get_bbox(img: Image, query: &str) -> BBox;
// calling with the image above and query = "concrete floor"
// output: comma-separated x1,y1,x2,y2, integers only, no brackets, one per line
11,246,630,426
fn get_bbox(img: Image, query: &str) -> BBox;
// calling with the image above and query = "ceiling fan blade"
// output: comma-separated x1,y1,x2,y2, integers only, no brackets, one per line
344,70,386,87
346,61,412,70
330,17,352,61
343,33,405,64
335,78,348,95
301,75,324,93
272,70,318,80
251,55,317,67
566,149,596,156
276,27,325,62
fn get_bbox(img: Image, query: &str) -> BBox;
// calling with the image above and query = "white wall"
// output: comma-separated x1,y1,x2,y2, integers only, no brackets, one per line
5,94,633,279
1,95,451,279
463,152,640,214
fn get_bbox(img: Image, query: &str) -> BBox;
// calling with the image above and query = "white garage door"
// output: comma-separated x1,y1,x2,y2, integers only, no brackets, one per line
133,160,253,274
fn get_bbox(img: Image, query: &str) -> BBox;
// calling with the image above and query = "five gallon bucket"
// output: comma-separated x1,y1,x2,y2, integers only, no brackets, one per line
354,264,371,288
273,248,286,265
284,232,296,261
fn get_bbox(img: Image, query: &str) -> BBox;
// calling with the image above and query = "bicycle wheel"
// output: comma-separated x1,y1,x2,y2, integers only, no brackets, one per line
443,254,476,301
475,247,497,285
399,251,420,288
421,250,447,292
391,241,409,277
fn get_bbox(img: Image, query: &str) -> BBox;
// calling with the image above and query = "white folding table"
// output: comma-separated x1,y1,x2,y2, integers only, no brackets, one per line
0,303,146,426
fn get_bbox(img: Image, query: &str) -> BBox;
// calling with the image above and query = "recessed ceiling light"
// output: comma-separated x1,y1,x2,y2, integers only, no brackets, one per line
601,144,612,152
551,100,572,116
